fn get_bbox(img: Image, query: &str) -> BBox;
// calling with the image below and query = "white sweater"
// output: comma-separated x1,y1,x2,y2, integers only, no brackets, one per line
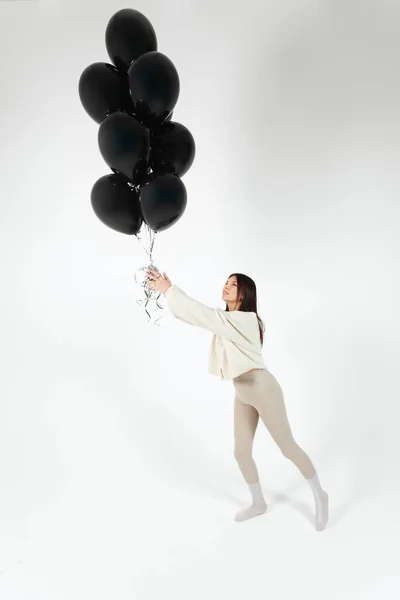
165,284,267,380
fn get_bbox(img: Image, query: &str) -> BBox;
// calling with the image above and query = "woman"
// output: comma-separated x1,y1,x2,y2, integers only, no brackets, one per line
146,266,329,531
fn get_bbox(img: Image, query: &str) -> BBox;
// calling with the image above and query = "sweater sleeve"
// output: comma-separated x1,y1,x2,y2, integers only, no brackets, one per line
164,284,241,341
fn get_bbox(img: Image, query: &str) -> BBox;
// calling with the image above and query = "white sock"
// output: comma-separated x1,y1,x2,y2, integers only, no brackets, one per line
234,481,267,522
306,472,329,531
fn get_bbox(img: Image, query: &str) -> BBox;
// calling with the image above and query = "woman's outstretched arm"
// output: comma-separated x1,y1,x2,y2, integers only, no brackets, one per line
164,284,242,341
145,266,245,341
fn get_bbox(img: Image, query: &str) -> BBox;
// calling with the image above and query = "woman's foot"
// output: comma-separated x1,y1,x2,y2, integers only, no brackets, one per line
315,490,329,531
306,473,329,531
234,500,267,522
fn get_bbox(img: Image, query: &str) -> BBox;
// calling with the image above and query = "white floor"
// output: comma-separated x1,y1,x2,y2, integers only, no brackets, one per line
1,385,398,600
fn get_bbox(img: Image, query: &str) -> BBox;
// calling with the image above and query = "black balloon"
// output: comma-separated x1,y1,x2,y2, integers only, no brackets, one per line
150,121,196,177
98,111,150,183
91,174,143,235
105,9,157,73
140,174,187,232
78,62,135,124
128,52,180,128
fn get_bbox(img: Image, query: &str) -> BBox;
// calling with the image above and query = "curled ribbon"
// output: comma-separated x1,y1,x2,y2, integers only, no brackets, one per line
134,222,164,326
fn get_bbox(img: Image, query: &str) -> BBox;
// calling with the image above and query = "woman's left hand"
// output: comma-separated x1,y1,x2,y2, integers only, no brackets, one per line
146,267,172,295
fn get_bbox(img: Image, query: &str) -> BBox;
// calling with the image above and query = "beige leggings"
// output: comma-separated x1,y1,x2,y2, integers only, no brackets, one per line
233,369,316,483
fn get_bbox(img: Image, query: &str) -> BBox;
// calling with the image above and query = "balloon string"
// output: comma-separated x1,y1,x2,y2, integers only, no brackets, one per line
136,223,157,264
129,183,156,262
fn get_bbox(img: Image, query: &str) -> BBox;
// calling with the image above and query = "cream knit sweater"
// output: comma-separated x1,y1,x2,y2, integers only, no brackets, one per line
165,284,267,380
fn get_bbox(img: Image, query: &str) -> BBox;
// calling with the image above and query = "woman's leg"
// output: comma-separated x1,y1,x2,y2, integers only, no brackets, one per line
233,393,267,521
233,393,260,483
255,376,316,479
251,371,329,530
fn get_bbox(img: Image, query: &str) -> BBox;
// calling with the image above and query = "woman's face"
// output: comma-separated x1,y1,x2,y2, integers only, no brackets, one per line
222,276,238,303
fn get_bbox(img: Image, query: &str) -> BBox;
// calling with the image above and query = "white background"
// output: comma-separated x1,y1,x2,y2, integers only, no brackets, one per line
1,0,399,598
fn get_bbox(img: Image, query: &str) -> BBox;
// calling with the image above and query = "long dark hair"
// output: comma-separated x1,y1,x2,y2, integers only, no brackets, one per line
224,273,265,346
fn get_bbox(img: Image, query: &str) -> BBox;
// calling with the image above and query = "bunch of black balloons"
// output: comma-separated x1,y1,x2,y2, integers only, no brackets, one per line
79,8,195,236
